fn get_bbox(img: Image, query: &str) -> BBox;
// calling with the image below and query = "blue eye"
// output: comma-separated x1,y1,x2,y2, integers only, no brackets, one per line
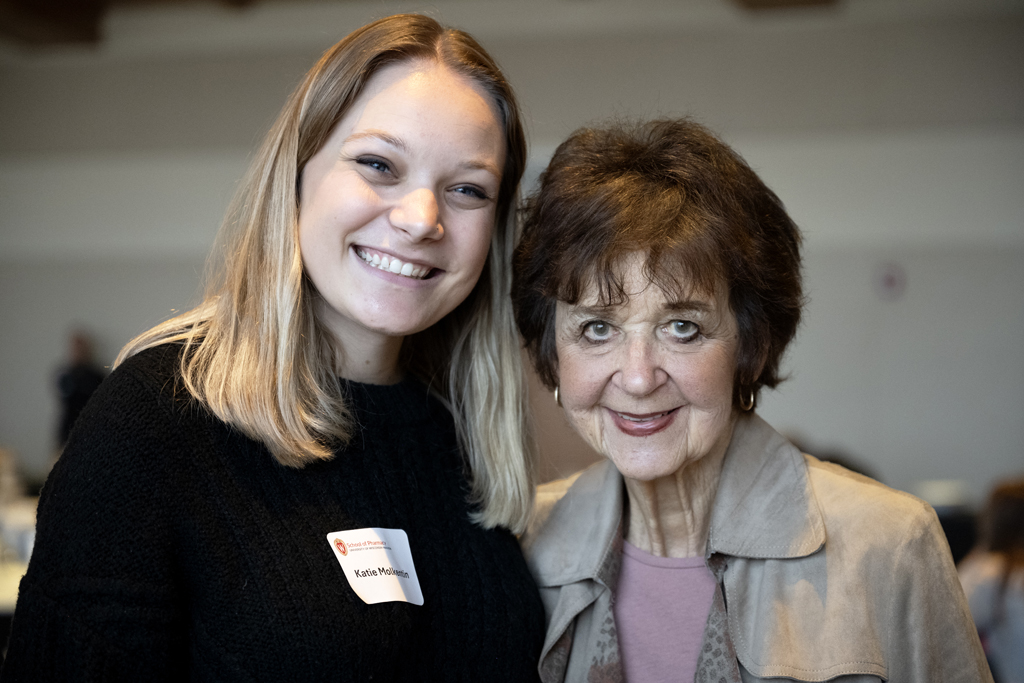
357,157,392,175
582,321,612,342
453,185,489,200
668,320,699,342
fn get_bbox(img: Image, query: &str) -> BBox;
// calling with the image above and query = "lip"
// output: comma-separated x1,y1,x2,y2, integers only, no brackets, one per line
353,246,441,281
606,407,679,437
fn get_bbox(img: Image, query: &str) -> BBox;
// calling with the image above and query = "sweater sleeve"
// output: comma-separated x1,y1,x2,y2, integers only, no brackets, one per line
886,504,993,683
1,351,189,681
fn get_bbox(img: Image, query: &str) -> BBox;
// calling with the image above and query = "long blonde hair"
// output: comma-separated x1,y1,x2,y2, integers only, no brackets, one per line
116,14,535,532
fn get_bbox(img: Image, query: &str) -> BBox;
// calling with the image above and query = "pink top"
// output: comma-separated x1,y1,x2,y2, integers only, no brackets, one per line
613,540,717,683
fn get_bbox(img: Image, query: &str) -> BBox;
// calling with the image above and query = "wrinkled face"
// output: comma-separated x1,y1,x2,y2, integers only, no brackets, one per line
554,255,740,481
298,59,505,348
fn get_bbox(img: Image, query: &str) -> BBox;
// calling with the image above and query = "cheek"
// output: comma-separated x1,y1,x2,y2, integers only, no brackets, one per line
677,350,736,409
457,214,496,274
556,350,608,408
296,218,323,280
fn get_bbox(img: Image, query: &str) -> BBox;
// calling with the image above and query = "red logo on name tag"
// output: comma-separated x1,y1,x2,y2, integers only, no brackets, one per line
334,538,348,556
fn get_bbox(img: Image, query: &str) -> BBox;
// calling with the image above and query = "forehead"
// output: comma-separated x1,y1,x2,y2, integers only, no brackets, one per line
341,59,504,154
572,252,723,309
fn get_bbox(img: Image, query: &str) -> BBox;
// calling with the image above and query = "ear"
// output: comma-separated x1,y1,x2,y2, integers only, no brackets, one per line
735,341,768,390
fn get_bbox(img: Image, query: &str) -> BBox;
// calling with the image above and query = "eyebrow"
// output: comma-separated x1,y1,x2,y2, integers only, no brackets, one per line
344,130,408,153
662,299,714,315
565,298,714,318
343,129,503,180
460,158,503,180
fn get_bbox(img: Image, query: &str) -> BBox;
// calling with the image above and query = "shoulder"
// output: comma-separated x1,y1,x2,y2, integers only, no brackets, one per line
521,461,622,587
52,343,207,496
73,343,187,426
526,470,586,539
804,455,939,543
31,345,206,577
109,343,185,397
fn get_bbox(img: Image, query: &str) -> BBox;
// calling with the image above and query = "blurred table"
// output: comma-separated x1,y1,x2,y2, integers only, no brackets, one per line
0,497,36,615
0,562,27,614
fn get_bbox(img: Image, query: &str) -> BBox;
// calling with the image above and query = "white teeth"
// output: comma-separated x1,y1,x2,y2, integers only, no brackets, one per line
356,248,430,280
617,411,670,423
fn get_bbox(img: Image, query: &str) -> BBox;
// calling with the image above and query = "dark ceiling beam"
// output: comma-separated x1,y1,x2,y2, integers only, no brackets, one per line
0,0,257,46
0,0,105,44
735,0,838,8
737,0,839,7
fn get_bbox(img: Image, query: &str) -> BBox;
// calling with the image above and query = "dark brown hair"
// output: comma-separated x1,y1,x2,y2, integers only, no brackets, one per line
512,118,803,409
978,478,1024,619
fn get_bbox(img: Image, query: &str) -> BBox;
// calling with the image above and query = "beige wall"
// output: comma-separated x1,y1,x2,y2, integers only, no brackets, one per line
1,4,1022,502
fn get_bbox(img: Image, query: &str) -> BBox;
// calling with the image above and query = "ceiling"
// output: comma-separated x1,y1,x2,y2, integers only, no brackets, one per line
0,0,1017,59
0,0,847,46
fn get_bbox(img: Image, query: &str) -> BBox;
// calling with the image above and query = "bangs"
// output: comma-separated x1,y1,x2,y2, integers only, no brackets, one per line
543,175,728,308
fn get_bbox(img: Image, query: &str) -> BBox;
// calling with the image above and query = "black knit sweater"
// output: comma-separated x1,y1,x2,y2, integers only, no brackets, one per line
2,345,545,681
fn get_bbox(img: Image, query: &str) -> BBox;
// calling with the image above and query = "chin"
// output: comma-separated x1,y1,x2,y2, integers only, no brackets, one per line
354,307,440,338
605,450,685,482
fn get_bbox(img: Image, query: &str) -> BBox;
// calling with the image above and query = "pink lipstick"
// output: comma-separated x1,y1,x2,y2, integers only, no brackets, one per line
607,407,679,437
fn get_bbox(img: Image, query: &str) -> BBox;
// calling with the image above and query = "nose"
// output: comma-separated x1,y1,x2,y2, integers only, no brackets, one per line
616,337,668,397
389,188,443,241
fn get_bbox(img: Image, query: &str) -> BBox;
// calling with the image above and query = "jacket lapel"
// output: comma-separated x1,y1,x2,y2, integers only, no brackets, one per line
523,461,625,680
708,413,825,560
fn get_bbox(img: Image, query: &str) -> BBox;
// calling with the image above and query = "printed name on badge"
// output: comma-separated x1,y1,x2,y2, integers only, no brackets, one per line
326,527,424,606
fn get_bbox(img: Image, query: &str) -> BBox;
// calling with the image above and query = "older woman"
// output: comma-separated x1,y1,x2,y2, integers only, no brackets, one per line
513,119,991,683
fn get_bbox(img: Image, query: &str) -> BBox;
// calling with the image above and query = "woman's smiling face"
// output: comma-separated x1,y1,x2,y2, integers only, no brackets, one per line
298,58,505,352
555,254,740,481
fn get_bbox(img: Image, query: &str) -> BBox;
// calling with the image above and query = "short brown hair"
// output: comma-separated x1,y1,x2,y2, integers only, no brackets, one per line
512,118,803,409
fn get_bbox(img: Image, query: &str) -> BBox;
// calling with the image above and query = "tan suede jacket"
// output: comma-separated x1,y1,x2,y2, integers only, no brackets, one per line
521,414,992,683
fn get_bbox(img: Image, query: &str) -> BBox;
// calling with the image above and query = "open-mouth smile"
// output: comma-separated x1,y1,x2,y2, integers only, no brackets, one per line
355,247,436,280
608,407,680,437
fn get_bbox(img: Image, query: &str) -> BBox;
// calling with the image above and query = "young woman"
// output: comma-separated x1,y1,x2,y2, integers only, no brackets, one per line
2,15,544,681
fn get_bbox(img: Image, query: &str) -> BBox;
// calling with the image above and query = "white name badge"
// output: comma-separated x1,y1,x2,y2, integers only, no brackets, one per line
326,527,424,606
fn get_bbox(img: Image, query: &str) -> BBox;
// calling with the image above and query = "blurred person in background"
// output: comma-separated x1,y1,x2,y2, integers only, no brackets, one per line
513,118,991,682
960,477,1024,683
2,14,544,680
55,331,105,448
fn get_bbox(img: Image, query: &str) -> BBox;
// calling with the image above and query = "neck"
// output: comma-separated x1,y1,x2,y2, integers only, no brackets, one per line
336,339,404,385
623,424,735,558
319,304,404,385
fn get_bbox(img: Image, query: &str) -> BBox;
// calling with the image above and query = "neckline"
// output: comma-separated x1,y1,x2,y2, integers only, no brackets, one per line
622,540,706,568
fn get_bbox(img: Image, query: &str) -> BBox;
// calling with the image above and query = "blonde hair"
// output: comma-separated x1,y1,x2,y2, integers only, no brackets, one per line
116,14,535,532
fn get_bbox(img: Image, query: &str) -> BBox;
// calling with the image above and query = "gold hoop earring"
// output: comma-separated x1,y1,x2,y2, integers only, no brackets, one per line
554,386,562,407
739,386,755,412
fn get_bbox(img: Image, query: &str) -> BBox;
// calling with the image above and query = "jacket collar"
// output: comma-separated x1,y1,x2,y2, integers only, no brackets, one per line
524,460,625,588
525,413,824,588
708,413,825,559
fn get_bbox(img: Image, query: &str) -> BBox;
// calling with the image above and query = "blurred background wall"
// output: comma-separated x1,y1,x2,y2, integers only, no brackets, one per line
1,0,1022,503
